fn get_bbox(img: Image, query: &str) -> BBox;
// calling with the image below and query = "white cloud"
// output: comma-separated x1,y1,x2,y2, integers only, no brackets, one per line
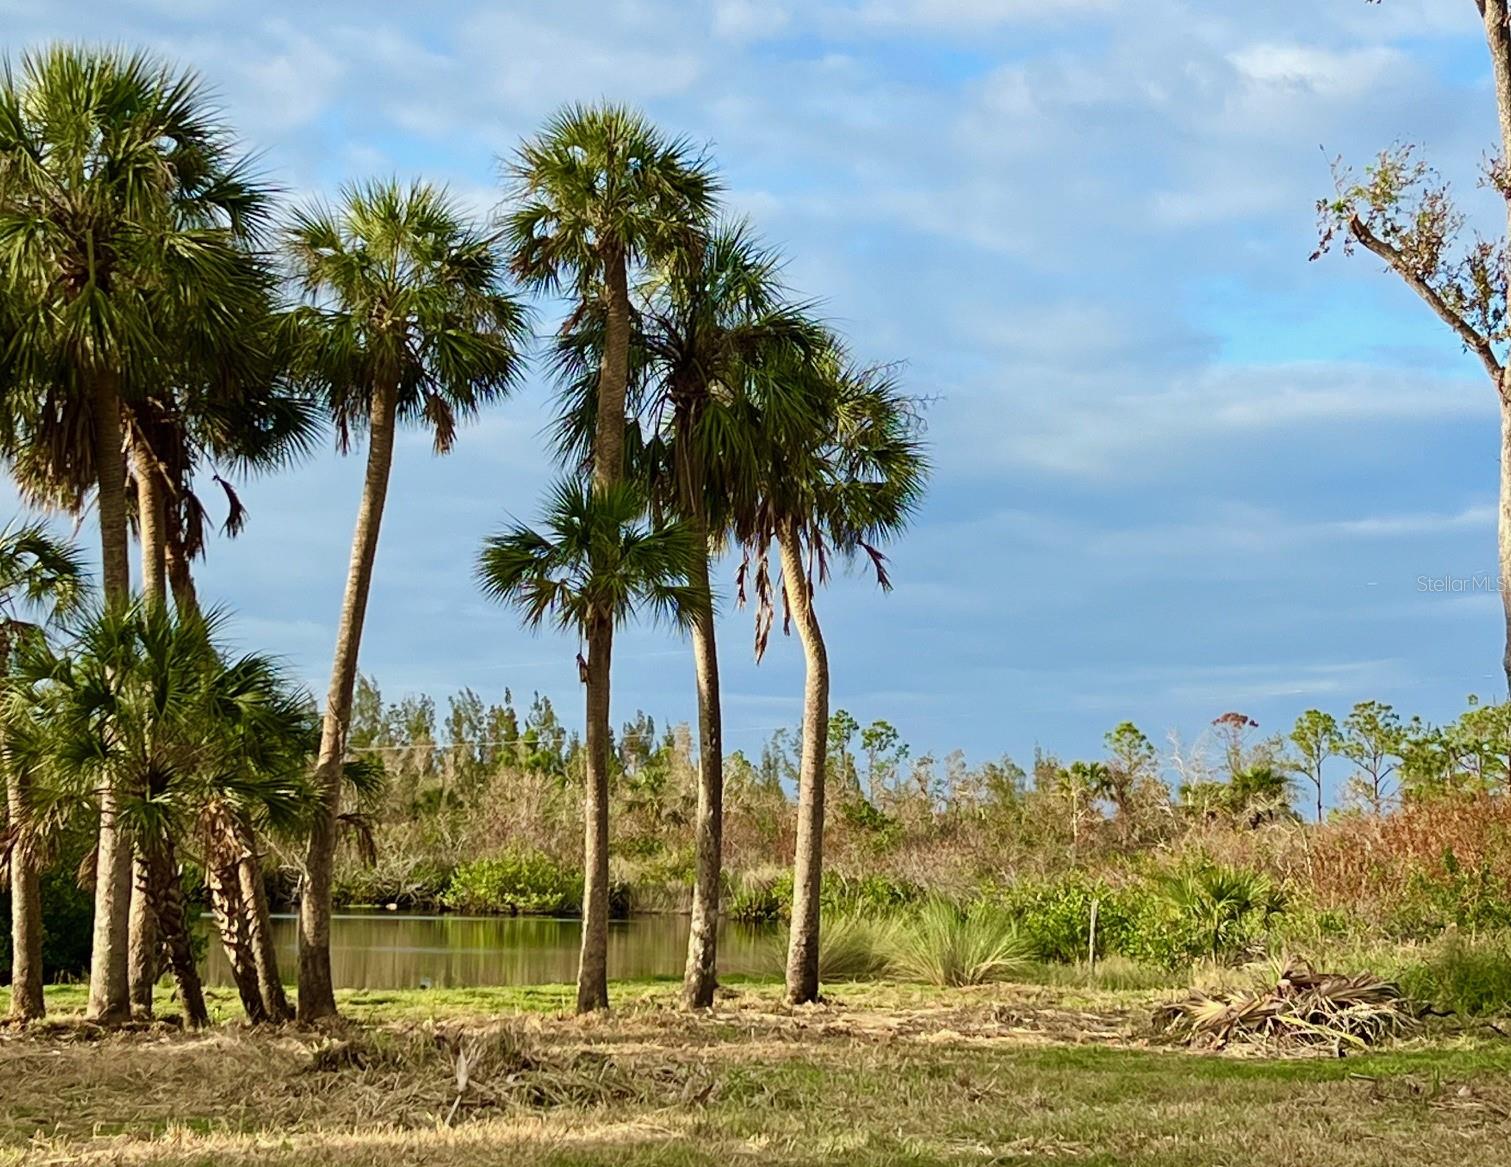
713,0,790,40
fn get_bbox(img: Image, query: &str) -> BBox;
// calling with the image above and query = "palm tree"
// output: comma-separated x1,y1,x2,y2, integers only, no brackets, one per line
562,223,820,1007
504,104,716,1012
504,103,718,491
476,479,696,1012
284,179,529,1021
738,352,929,1004
0,45,272,1026
4,602,314,1027
0,522,87,1021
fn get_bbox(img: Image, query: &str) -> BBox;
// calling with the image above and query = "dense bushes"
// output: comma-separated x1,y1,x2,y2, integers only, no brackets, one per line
1398,936,1511,1016
441,851,583,916
0,856,94,982
991,861,1288,969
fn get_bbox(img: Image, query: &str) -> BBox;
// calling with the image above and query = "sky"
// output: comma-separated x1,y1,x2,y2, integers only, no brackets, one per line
0,1,1503,798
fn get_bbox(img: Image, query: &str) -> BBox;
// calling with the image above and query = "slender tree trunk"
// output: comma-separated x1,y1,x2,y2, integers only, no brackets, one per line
1486,2,1511,692
126,857,157,1019
128,432,166,1019
594,248,631,492
237,826,291,1022
299,380,399,1023
87,370,133,1026
5,698,45,1022
1501,392,1511,693
132,432,167,607
682,520,724,1008
165,525,199,617
207,849,267,1024
577,611,613,1013
569,246,633,1014
143,835,209,1028
779,523,829,1005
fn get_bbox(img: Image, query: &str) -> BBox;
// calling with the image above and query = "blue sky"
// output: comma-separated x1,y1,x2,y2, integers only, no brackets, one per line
1,1,1503,795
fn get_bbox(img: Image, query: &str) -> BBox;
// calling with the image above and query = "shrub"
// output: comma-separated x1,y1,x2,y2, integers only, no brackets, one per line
821,872,923,915
1387,851,1511,939
441,851,581,916
994,874,1130,964
0,859,95,982
890,898,1035,986
1124,861,1287,968
1398,935,1511,1016
725,868,793,923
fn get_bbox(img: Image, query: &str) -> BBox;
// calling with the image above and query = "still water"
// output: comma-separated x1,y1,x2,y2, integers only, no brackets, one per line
202,911,780,990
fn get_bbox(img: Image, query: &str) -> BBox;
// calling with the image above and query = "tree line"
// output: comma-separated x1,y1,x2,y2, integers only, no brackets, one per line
0,45,928,1026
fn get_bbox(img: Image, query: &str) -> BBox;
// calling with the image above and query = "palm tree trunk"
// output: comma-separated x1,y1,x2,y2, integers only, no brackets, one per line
569,245,632,1016
165,525,199,617
128,432,166,1018
4,687,45,1021
131,432,167,607
681,523,724,1009
144,834,210,1028
1500,391,1511,693
207,849,267,1024
299,379,399,1023
87,370,134,1026
238,836,291,1022
778,523,829,1005
126,856,157,1019
594,247,631,492
577,611,614,1013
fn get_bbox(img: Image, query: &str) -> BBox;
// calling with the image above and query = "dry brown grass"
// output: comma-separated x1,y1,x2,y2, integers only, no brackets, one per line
5,983,1511,1166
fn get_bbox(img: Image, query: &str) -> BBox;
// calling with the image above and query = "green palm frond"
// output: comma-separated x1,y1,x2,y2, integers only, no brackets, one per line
503,102,720,297
476,479,699,636
283,178,531,453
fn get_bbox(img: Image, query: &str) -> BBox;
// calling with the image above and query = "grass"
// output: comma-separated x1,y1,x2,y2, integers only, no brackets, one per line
889,898,1036,986
7,978,1511,1165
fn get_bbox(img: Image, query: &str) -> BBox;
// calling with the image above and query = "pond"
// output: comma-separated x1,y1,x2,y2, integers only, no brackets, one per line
201,912,781,990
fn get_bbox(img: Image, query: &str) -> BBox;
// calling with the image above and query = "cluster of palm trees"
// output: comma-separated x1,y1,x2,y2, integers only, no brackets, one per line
0,45,927,1026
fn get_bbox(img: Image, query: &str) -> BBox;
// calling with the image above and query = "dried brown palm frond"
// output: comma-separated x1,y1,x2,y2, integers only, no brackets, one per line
1154,957,1418,1050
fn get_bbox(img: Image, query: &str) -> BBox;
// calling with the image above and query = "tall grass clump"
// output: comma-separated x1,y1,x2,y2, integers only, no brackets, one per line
890,898,1035,987
762,910,897,981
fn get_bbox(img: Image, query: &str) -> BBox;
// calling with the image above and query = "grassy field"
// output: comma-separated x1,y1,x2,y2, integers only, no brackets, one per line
4,978,1511,1166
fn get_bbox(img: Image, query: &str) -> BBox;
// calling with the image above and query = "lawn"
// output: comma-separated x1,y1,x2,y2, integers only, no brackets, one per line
3,978,1511,1166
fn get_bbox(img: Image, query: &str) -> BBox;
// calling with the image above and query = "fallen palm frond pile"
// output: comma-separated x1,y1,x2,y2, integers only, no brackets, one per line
1154,959,1419,1051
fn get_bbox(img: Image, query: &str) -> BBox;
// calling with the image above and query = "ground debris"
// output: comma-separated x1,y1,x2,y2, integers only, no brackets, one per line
1154,958,1418,1051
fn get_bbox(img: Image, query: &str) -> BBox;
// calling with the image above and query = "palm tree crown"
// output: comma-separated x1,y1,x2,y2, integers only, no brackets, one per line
0,45,273,473
476,479,698,634
0,522,87,641
504,103,719,296
739,350,930,656
284,179,529,452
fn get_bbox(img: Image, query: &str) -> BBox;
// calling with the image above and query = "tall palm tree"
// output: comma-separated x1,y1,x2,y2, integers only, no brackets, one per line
0,45,273,1026
0,522,87,1022
739,352,929,1004
505,103,718,491
477,479,696,1012
557,223,821,1007
285,179,529,1021
504,104,716,1012
5,602,313,1027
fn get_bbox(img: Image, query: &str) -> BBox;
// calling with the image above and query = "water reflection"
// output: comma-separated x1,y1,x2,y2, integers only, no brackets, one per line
201,912,779,990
